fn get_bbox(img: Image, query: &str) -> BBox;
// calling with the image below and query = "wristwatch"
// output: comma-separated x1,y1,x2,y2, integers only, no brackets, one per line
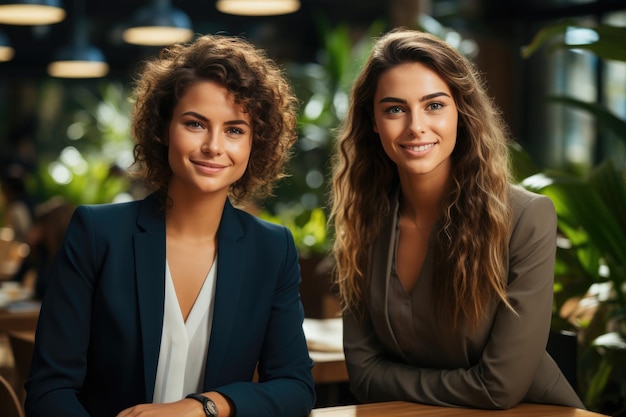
186,393,219,417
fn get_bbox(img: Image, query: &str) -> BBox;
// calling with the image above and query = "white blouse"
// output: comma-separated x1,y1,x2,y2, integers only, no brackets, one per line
153,257,217,403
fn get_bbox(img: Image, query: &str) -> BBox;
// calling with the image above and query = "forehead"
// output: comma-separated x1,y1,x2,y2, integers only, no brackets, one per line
176,81,249,115
375,62,451,98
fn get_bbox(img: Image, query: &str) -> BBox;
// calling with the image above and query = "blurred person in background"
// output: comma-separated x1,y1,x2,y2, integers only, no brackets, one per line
11,197,75,298
0,162,35,243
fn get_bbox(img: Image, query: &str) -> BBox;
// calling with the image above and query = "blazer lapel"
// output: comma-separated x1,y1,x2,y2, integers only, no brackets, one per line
133,193,167,401
203,199,246,388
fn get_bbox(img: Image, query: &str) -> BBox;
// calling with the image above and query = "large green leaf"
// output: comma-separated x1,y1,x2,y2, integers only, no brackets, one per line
522,21,626,62
522,171,626,268
546,96,626,146
521,21,571,59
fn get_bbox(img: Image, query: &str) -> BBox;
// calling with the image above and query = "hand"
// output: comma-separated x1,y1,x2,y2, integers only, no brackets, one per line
116,392,233,417
116,399,203,417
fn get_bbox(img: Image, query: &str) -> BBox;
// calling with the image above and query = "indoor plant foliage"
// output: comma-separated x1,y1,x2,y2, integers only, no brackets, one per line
522,21,626,415
522,161,626,414
33,82,133,206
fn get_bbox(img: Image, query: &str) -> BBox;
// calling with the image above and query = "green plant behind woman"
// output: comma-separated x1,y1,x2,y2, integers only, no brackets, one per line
521,20,626,415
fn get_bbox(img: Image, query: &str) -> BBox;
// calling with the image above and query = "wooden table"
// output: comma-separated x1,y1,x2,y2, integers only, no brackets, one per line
309,350,348,384
309,401,608,416
0,302,40,334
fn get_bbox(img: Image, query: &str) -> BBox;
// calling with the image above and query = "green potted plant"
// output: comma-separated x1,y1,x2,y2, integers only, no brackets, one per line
521,21,626,415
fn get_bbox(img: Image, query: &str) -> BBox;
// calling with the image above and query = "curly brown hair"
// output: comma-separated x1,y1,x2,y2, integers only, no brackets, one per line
130,34,299,206
331,28,513,329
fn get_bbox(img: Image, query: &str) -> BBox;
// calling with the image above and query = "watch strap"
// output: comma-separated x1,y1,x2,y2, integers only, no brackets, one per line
185,393,219,417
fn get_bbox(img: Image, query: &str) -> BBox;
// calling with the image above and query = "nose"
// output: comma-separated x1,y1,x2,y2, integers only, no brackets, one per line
201,131,223,155
407,112,426,136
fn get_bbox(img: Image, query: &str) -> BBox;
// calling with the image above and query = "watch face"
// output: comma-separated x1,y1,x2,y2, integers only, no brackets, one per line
206,399,218,416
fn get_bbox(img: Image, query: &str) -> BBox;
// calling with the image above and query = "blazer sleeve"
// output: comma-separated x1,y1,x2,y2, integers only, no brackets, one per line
344,194,560,409
25,206,97,417
211,226,316,417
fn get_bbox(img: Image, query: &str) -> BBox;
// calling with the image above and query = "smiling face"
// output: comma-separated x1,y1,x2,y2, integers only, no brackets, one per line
373,62,458,183
166,80,252,200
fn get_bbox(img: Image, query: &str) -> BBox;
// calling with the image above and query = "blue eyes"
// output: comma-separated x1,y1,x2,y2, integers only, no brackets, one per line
184,121,245,135
226,127,244,135
185,121,203,129
384,102,444,114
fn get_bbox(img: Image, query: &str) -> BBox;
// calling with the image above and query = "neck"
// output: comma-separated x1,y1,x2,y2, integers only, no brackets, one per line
166,185,227,241
398,170,450,228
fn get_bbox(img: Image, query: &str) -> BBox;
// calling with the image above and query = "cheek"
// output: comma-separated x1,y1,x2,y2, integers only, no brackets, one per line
231,140,253,163
434,116,457,138
378,136,399,162
375,119,400,141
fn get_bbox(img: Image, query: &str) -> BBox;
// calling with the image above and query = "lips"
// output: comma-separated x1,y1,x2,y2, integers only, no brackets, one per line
192,160,227,169
403,143,435,152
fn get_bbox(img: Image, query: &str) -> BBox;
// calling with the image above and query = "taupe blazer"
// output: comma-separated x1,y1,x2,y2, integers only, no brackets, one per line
343,184,585,409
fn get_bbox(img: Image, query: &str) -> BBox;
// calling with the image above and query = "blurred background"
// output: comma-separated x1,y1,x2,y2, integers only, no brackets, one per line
0,0,625,415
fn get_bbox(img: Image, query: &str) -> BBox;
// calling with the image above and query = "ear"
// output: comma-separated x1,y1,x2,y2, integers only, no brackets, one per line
372,118,379,134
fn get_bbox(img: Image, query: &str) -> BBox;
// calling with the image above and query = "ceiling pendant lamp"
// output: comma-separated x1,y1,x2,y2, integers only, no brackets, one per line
122,0,194,46
0,0,65,25
216,0,300,16
47,0,108,78
0,30,15,61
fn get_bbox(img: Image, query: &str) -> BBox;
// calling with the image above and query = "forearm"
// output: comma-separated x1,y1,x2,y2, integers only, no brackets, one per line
347,354,527,409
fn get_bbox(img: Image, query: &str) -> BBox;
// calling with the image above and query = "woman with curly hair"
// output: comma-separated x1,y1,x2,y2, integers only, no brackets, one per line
26,34,315,417
330,28,583,410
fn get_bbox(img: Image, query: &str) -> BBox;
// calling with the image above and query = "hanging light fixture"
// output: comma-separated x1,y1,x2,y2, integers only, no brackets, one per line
216,0,300,16
0,29,15,61
47,0,108,78
122,0,194,46
0,0,65,25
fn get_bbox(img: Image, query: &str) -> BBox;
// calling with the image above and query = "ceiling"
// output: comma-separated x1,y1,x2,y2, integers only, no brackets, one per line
0,0,388,78
1,0,624,79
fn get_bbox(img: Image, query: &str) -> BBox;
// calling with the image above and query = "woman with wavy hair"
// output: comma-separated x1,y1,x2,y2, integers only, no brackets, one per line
26,34,315,417
330,28,583,410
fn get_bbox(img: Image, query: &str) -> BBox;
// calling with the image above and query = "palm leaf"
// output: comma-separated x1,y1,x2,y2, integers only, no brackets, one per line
546,96,626,146
522,21,626,62
522,171,626,268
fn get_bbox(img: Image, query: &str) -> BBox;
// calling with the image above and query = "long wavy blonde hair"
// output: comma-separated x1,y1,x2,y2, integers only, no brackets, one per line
330,29,513,329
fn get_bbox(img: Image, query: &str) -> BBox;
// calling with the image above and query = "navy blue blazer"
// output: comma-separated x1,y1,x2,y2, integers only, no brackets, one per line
25,193,316,417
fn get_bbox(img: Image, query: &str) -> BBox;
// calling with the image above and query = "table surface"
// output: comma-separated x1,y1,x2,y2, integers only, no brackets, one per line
0,301,40,333
309,401,607,417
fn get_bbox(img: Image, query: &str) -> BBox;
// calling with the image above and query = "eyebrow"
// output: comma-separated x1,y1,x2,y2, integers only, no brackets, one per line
378,91,451,104
181,111,251,127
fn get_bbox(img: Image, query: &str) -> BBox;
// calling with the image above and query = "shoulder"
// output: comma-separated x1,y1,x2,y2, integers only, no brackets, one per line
507,183,557,246
71,196,156,235
508,183,556,224
230,205,292,242
74,198,142,222
226,205,299,270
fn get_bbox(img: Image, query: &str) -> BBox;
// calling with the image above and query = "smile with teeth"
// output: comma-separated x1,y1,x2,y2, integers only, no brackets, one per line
405,143,435,152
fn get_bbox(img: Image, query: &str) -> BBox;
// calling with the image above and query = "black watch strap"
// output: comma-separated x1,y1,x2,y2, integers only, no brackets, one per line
186,393,219,417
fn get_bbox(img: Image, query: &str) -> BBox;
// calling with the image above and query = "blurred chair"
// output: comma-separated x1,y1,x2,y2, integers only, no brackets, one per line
0,372,24,417
546,329,578,391
8,331,34,403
